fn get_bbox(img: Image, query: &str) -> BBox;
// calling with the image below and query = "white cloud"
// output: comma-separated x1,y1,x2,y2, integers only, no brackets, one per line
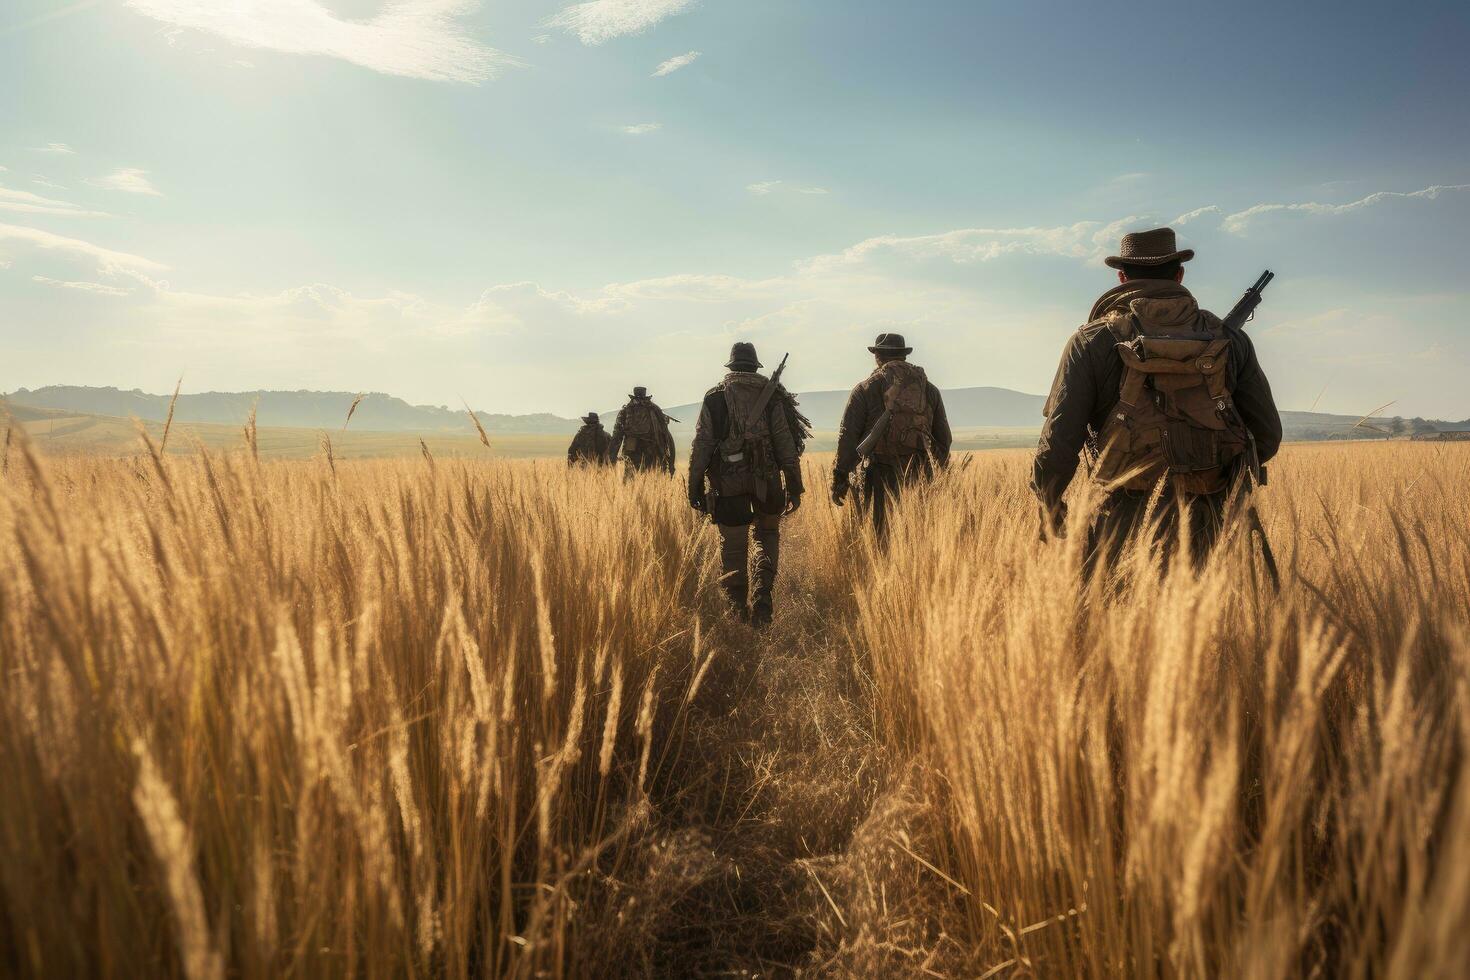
124,0,518,83
547,0,693,45
31,176,66,190
653,50,700,76
1221,183,1470,234
0,185,111,218
621,122,662,135
30,143,76,154
0,223,166,276
1173,205,1221,225
532,33,552,44
32,275,134,297
747,180,829,197
799,219,1146,275
86,168,164,197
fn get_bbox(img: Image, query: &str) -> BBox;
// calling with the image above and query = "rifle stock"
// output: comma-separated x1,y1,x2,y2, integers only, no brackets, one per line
855,409,892,459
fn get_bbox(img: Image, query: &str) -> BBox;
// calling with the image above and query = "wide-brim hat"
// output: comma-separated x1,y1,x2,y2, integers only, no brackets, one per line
1104,226,1195,269
582,412,599,424
868,332,912,355
631,386,648,399
726,341,762,370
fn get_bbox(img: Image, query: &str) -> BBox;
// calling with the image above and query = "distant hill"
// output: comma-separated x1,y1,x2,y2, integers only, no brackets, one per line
7,384,1465,444
3,386,581,434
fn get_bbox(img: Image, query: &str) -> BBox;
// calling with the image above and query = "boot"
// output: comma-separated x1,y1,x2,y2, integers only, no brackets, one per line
718,524,751,622
751,523,780,629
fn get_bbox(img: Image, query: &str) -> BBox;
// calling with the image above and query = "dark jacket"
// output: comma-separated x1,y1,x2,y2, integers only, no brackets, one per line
689,371,804,502
609,397,675,473
833,361,952,482
567,423,612,465
1032,280,1282,511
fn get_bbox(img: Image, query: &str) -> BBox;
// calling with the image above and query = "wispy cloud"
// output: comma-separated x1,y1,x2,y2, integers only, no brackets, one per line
0,185,111,218
1173,205,1222,225
0,222,166,276
32,275,133,297
30,142,76,154
31,176,66,190
621,122,662,135
86,168,164,197
747,180,829,197
653,50,700,76
547,0,694,45
124,0,518,83
1221,184,1470,234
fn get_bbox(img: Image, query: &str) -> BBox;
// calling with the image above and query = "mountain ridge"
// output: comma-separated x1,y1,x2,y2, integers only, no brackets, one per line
6,384,1467,440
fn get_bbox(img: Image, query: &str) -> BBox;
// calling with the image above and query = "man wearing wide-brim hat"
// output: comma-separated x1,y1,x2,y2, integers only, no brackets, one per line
688,341,810,627
1032,226,1282,566
831,333,953,536
609,386,676,477
567,411,614,467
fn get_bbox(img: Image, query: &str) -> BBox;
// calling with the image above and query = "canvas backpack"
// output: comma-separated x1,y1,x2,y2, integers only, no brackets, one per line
872,361,934,460
715,376,777,501
1092,305,1249,495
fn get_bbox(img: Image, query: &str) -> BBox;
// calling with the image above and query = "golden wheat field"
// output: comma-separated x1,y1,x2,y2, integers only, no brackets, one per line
1,433,1468,978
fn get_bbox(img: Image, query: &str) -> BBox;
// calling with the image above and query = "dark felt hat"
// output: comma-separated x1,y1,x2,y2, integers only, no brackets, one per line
726,341,762,370
1104,227,1195,269
631,386,648,399
868,332,912,355
582,412,600,424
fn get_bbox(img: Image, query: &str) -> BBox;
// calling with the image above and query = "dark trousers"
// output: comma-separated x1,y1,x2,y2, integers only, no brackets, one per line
1086,487,1229,573
716,512,781,616
861,459,933,537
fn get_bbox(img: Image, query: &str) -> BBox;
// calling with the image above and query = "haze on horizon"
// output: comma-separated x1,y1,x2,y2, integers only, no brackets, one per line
2,0,1468,420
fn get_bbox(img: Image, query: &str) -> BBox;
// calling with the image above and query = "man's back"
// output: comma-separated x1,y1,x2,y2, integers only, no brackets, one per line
834,361,952,476
1032,279,1281,510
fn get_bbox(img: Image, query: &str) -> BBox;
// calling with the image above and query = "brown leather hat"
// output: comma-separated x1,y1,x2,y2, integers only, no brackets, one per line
1104,227,1195,269
867,332,912,355
726,341,762,370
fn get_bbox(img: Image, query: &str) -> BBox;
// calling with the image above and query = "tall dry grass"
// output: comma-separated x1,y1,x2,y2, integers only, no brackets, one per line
842,442,1470,977
2,435,1468,977
0,438,720,977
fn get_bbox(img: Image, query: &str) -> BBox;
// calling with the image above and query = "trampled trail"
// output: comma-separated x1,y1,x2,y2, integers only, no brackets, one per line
622,521,966,978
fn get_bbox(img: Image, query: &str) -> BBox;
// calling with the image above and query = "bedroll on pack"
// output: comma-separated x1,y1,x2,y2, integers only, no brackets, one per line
1092,314,1249,495
871,361,934,460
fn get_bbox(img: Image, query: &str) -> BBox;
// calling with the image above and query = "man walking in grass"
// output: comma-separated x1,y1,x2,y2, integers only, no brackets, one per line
688,342,809,627
1032,226,1282,568
566,412,613,467
609,386,676,478
831,333,952,536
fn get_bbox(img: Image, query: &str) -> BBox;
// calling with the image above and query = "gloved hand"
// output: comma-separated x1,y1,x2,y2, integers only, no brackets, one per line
783,492,802,516
689,486,707,512
830,476,849,507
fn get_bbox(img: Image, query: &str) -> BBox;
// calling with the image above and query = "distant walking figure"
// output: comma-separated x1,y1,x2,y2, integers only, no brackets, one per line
609,387,676,478
1032,226,1283,568
831,333,952,536
567,412,613,467
688,343,809,627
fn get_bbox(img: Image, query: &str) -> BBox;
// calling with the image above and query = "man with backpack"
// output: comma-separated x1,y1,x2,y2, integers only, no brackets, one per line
831,333,952,535
609,386,676,478
567,412,613,467
688,342,810,627
1032,227,1282,568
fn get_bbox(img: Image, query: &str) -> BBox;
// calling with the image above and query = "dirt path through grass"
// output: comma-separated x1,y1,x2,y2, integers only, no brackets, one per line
617,523,965,977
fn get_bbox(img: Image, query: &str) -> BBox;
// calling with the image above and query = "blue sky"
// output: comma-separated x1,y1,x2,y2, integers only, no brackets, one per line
2,0,1468,418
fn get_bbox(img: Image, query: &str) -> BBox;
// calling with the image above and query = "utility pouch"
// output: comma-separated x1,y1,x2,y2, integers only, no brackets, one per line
1163,417,1219,472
